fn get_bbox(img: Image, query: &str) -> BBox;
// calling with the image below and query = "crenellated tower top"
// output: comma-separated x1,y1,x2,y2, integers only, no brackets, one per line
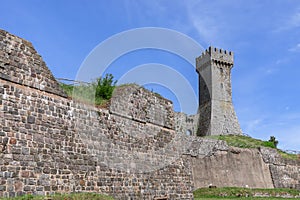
196,46,234,72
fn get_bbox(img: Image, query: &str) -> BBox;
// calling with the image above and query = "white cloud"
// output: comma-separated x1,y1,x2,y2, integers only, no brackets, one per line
275,125,300,151
248,112,300,151
184,1,269,47
185,1,223,45
263,64,280,75
275,58,289,65
288,43,300,52
287,12,300,29
242,118,264,135
190,16,219,44
275,11,300,32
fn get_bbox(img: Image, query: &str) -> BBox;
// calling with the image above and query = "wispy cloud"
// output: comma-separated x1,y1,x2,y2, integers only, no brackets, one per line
275,125,300,151
288,43,300,52
275,11,300,32
244,111,300,151
286,12,300,29
275,58,289,65
185,1,224,46
184,1,271,48
243,118,264,135
265,53,294,75
191,17,217,42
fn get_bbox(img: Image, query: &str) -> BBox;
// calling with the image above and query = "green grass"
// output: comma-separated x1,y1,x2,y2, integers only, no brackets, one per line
114,83,138,88
60,80,172,108
194,187,300,199
206,135,299,160
195,198,299,200
2,189,299,200
206,135,275,149
59,83,110,107
277,149,299,160
59,74,116,107
59,83,74,97
0,193,114,200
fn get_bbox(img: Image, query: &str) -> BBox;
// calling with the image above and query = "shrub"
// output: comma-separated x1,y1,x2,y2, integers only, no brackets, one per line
269,136,278,148
59,74,117,106
262,141,276,148
94,73,117,100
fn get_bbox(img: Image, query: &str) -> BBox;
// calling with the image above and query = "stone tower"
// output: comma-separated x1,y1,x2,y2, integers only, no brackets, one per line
196,46,242,136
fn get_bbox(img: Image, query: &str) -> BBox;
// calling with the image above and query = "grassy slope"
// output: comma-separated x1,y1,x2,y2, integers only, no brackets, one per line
194,187,300,199
206,134,299,160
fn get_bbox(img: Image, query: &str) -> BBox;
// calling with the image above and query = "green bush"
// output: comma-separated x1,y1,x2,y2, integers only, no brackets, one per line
268,136,278,148
262,141,276,148
94,73,117,100
59,74,117,106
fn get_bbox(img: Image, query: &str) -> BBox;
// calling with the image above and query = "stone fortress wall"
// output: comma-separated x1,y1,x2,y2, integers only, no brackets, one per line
189,141,299,190
0,30,66,97
0,29,194,199
174,112,198,136
0,30,299,199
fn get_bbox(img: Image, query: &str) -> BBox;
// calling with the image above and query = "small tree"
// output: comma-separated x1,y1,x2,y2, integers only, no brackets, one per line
94,74,117,100
269,136,278,148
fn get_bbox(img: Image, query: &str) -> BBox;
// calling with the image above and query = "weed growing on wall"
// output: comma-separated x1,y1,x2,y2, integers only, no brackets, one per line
94,74,117,102
59,73,117,106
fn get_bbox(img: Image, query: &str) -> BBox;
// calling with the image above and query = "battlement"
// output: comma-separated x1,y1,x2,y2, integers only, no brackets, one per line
196,46,234,72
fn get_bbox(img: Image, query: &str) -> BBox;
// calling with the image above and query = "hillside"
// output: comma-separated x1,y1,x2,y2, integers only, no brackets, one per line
206,135,299,160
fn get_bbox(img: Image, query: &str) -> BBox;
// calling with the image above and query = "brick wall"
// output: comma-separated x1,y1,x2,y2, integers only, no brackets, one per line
0,29,194,199
0,79,194,199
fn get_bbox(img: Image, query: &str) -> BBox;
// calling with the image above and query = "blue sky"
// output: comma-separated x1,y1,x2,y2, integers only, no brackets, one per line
1,0,300,151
